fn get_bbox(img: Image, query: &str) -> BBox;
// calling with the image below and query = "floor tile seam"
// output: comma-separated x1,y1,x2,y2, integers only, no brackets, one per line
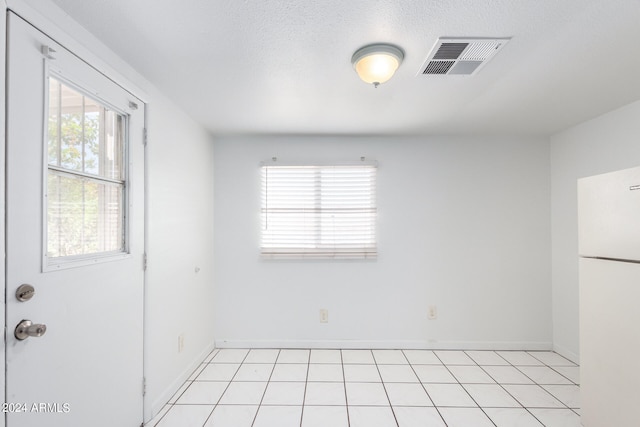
546,365,580,385
169,379,194,404
342,362,379,365
454,351,501,385
371,351,400,427
246,349,282,427
442,357,509,427
502,383,572,410
476,362,541,405
458,382,521,408
402,349,449,426
439,358,499,384
202,348,219,364
190,365,208,380
202,406,217,427
236,362,278,365
537,383,580,407
478,366,547,414
298,349,312,427
175,348,220,427
170,403,218,407
432,353,487,412
434,368,508,427
210,348,250,364
522,406,561,427
275,362,312,365
198,373,239,425
484,350,512,366
196,379,273,383
521,405,579,409
496,388,569,409
340,350,351,427
148,403,173,427
525,351,577,367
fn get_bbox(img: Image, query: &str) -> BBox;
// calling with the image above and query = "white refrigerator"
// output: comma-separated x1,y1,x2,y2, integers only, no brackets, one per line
578,165,640,427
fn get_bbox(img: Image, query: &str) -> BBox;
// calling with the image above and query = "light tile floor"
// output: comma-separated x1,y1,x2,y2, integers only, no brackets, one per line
146,349,581,427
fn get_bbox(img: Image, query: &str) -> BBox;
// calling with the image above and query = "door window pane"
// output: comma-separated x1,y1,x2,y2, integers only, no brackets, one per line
48,78,124,180
46,77,126,260
47,172,124,257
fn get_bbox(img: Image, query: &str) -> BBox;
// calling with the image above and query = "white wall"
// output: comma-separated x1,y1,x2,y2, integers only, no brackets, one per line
8,1,216,422
550,100,640,362
214,135,552,349
144,97,215,418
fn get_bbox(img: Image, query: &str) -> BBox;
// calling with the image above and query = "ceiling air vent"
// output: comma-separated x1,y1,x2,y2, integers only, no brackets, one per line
419,37,510,76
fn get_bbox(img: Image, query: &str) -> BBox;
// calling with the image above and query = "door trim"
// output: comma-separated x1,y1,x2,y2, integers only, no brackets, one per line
2,2,8,427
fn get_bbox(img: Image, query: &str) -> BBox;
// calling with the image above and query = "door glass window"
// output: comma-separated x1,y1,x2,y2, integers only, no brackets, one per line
46,77,126,259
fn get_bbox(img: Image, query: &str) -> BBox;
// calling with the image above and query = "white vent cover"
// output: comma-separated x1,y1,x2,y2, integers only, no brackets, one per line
419,37,510,76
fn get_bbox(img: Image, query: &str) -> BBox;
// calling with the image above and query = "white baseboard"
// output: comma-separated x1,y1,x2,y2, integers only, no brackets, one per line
146,340,216,423
552,343,580,364
214,339,553,351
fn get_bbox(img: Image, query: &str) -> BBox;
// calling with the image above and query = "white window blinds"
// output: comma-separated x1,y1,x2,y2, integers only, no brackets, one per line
261,164,377,259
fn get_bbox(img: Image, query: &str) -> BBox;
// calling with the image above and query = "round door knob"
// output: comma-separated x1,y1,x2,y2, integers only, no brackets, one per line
15,319,47,341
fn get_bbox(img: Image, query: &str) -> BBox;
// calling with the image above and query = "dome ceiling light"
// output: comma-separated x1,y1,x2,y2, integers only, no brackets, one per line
351,44,404,88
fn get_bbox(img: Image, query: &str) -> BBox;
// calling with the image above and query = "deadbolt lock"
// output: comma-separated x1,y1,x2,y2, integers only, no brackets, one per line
16,284,35,302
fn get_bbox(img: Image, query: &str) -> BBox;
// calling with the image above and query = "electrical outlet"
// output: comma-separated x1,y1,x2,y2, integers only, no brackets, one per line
319,309,329,323
178,334,185,353
428,305,437,320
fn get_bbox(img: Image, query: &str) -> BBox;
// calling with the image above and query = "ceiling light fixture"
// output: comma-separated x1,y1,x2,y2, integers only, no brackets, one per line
351,44,404,88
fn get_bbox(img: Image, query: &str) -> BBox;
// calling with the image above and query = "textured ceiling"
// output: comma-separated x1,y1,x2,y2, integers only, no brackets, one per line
43,0,640,136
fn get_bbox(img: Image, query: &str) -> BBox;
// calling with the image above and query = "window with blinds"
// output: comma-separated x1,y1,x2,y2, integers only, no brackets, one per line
260,164,377,259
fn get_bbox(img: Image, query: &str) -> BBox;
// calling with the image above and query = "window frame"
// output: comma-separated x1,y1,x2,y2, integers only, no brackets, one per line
260,160,378,260
42,70,131,272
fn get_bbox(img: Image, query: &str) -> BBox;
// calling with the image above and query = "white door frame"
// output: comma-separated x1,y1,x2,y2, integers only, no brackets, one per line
1,2,8,427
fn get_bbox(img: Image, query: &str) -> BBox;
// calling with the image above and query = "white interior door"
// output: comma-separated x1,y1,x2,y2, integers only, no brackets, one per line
6,13,145,426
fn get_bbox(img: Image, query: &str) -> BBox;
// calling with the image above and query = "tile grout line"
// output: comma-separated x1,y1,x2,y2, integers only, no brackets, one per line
151,347,220,427
403,349,449,427
468,350,543,426
153,348,221,427
200,348,250,427
435,350,499,427
471,350,565,427
299,349,311,427
371,350,400,427
499,352,576,414
340,350,351,427
511,364,574,410
248,349,280,427
198,348,225,426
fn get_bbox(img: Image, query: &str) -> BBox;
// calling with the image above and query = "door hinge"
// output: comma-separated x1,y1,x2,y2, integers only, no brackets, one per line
143,377,146,396
143,128,148,146
143,253,148,271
